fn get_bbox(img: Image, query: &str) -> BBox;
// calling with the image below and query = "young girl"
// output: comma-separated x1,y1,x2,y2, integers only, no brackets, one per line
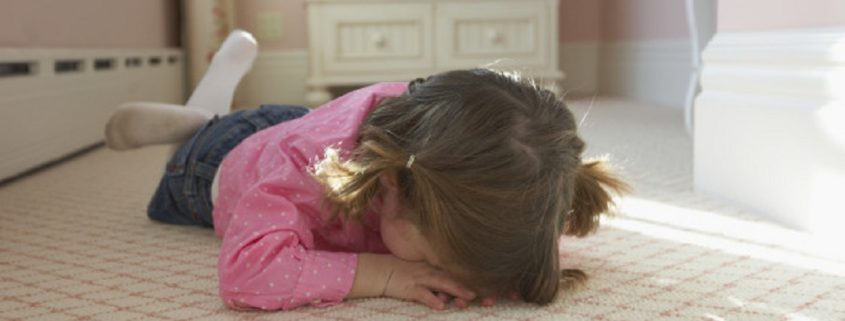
105,31,627,311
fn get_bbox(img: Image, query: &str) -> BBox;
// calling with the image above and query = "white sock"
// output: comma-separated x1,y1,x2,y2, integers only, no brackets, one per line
185,29,258,115
104,102,212,150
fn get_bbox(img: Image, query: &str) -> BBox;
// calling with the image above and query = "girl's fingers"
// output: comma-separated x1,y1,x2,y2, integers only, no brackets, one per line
422,273,476,301
481,297,495,307
413,287,446,310
454,298,469,309
436,292,450,304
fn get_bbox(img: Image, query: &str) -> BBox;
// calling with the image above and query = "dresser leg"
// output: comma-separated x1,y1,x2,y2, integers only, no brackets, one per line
305,87,333,107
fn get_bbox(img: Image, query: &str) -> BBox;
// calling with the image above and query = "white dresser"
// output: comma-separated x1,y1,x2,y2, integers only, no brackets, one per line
305,0,563,105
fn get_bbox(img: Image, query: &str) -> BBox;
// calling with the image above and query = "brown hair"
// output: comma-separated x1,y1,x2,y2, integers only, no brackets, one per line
313,69,628,304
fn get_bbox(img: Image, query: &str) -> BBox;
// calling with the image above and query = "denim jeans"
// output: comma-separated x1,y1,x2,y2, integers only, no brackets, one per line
146,104,310,228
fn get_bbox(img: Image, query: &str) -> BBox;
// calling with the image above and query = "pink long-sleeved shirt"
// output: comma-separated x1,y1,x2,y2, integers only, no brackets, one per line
212,82,407,310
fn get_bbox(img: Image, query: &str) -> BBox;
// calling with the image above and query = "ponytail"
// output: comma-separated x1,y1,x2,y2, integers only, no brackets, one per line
312,128,408,221
559,269,588,291
563,160,629,237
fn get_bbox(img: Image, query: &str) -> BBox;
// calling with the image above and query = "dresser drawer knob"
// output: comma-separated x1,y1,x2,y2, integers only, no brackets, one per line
371,34,388,49
488,30,505,44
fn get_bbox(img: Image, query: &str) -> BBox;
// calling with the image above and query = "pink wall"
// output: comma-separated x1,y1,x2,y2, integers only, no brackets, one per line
558,0,602,42
559,0,690,43
600,0,688,41
235,0,308,50
719,0,845,31
0,0,180,48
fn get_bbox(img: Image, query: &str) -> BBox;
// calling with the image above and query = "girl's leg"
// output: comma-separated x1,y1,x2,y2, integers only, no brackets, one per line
104,30,258,150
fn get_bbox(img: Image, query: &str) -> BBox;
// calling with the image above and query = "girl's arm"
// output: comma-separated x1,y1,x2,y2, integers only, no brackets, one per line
219,179,464,310
218,182,360,311
347,253,477,310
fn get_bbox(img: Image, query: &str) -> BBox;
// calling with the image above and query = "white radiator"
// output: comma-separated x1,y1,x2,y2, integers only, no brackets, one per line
0,48,185,182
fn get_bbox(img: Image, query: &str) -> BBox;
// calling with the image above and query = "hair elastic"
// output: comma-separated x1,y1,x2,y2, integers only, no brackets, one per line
405,154,416,169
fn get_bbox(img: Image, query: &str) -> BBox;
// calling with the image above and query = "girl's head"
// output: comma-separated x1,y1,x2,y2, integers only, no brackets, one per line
314,68,628,304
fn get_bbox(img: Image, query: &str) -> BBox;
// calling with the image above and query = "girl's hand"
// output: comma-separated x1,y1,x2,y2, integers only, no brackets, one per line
347,254,476,310
382,257,477,310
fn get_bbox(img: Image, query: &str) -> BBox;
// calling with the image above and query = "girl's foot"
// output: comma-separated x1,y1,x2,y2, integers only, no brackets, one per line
185,30,258,115
104,102,212,150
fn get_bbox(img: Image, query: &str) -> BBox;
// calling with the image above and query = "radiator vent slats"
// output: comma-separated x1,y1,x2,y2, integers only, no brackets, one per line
54,60,84,74
1,52,181,77
0,62,35,77
94,58,115,71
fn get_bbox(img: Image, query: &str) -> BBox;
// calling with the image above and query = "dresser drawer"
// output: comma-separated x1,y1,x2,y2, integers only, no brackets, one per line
434,1,552,70
317,3,434,74
305,0,562,106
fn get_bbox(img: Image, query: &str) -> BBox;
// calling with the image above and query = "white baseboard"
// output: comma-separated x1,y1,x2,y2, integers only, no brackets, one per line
0,48,184,181
694,28,845,238
558,41,599,96
599,39,693,108
235,50,309,109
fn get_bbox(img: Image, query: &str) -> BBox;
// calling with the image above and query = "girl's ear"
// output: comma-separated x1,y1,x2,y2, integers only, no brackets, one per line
378,170,399,191
563,160,629,237
377,170,403,218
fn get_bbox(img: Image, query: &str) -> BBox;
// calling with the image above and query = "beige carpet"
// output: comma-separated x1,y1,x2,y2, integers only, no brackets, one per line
2,98,844,321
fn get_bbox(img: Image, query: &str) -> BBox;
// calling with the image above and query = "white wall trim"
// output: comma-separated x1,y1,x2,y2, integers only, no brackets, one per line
558,41,600,96
599,38,693,108
235,49,310,109
694,28,845,238
700,28,845,102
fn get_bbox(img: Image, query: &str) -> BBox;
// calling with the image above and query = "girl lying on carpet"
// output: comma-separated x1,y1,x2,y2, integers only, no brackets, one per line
104,30,627,311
